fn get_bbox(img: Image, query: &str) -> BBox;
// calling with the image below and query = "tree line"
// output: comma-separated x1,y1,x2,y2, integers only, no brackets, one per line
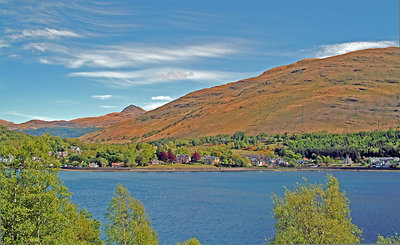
2,126,400,168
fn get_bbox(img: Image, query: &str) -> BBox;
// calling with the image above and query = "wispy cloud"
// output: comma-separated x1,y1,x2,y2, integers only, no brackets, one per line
99,105,117,109
315,41,398,58
31,42,240,69
2,0,134,32
69,68,248,86
5,111,57,121
92,94,112,100
0,40,8,48
144,95,175,110
9,28,81,40
24,42,69,53
142,101,171,111
151,96,173,101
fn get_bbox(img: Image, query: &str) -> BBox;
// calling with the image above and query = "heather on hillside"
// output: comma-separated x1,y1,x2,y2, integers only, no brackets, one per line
81,48,400,143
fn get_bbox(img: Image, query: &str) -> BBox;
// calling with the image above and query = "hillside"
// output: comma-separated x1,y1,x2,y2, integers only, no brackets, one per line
0,119,16,128
0,105,146,137
82,47,400,143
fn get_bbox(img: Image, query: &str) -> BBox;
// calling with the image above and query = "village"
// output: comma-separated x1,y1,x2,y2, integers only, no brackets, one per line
43,145,400,170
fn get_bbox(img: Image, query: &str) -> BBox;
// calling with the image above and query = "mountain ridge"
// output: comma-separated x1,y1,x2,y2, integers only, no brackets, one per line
0,105,146,137
81,47,400,143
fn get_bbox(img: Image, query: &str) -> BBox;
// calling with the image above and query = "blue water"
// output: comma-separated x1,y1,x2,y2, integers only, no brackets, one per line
59,171,400,244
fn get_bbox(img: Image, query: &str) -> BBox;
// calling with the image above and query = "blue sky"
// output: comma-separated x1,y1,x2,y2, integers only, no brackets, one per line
1,0,398,123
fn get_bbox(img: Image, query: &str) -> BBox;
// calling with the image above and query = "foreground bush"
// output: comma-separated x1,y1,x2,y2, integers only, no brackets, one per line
176,237,201,245
377,233,400,244
269,175,362,244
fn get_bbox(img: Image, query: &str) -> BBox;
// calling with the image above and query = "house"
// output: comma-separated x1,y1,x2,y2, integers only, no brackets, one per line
48,151,69,159
370,157,399,168
297,158,309,165
69,146,82,154
111,162,124,168
175,154,191,164
88,162,99,168
266,157,288,167
149,159,163,165
244,155,265,167
278,159,289,167
254,160,266,167
203,155,220,165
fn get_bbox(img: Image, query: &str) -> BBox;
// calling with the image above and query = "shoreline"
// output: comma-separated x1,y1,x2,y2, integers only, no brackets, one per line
60,166,400,172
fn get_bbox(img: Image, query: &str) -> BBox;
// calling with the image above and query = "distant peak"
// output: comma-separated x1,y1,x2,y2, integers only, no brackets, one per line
121,105,146,114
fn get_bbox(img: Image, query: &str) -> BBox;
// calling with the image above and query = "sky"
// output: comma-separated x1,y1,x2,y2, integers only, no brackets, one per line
0,0,399,123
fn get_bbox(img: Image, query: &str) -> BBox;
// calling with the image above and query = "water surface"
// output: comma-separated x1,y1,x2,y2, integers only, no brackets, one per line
59,171,400,244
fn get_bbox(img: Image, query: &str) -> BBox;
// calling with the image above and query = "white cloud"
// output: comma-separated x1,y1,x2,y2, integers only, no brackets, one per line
0,40,8,48
99,105,117,109
92,95,112,100
5,111,57,121
69,68,248,86
3,1,135,30
142,101,171,111
151,96,173,101
10,28,81,40
39,58,52,64
315,41,398,58
26,42,239,69
24,42,69,53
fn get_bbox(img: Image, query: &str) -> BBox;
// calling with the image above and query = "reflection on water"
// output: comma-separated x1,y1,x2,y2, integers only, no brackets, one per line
59,171,400,244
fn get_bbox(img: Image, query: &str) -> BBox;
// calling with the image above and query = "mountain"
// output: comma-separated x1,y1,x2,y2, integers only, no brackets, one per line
81,47,400,143
0,119,16,128
121,105,145,114
0,105,146,138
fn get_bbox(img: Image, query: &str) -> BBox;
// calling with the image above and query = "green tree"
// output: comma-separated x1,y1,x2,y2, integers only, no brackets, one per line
175,146,190,155
377,233,400,244
268,175,362,244
98,157,109,167
230,153,250,167
1,136,102,244
176,237,201,245
60,208,103,244
105,184,158,245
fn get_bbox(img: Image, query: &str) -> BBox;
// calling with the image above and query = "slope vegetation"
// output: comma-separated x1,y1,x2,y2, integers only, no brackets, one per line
79,47,398,143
